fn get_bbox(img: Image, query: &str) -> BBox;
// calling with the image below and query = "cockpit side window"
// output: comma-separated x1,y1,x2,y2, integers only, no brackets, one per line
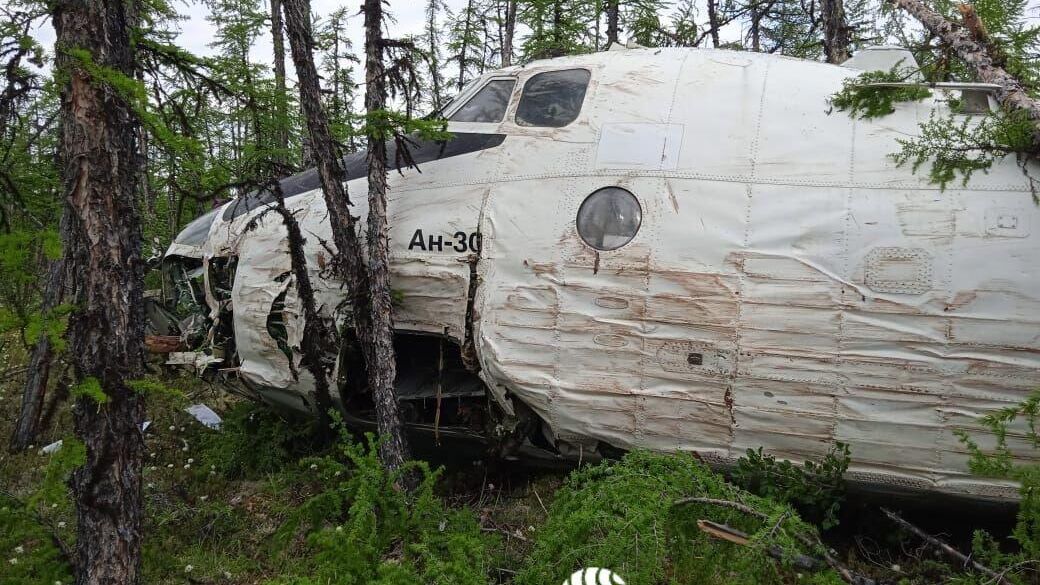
516,69,591,128
449,79,517,123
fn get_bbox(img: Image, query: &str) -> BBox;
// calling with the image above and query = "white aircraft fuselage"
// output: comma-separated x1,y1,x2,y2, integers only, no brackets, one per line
162,47,1040,501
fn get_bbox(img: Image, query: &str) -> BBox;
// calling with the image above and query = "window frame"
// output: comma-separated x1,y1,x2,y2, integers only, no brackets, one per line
444,76,518,125
512,68,592,129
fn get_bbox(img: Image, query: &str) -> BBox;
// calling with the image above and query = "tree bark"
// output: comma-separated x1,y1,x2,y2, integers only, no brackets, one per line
362,0,412,475
750,4,762,52
270,0,290,162
605,0,620,46
822,0,850,64
457,0,474,91
9,247,66,452
263,185,337,428
501,0,517,66
425,0,445,111
551,2,564,57
707,0,721,48
282,0,412,475
890,0,1040,145
52,0,146,583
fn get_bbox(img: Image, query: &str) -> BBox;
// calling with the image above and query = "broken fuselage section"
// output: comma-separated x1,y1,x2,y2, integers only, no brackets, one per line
159,47,1040,500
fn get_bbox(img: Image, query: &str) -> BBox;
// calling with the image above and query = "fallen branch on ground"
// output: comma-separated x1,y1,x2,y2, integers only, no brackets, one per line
881,507,1009,584
675,497,876,585
697,519,821,571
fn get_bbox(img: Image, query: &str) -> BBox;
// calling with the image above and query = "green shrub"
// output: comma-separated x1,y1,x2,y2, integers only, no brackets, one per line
953,391,1040,584
515,450,842,585
196,402,322,479
829,69,931,120
0,437,80,585
269,424,495,585
0,502,73,585
731,443,850,530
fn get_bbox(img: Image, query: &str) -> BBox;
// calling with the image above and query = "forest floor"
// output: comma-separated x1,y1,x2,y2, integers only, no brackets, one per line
0,345,1028,585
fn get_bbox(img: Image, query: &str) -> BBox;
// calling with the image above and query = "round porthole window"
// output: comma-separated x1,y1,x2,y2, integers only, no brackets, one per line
576,187,642,251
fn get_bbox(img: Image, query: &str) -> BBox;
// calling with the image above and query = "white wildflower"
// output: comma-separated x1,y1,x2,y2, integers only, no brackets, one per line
199,495,208,501
183,464,190,470
335,526,343,532
167,464,174,469
14,546,24,554
57,522,66,529
168,425,175,431
187,458,194,464
8,558,17,565
184,564,194,573
309,463,318,470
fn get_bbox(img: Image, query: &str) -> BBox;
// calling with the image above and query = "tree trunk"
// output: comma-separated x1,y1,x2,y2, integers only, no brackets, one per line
266,185,337,428
605,0,620,46
52,0,146,583
890,0,1040,144
281,0,366,383
426,0,445,111
270,0,290,162
362,0,412,475
822,0,850,64
9,247,66,452
707,0,721,48
295,0,315,168
282,0,412,474
501,0,516,67
750,5,762,52
457,0,474,91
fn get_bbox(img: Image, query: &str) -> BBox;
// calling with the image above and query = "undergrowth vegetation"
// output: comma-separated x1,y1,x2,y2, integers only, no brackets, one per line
516,450,843,585
953,390,1040,584
1,366,1037,585
731,443,850,530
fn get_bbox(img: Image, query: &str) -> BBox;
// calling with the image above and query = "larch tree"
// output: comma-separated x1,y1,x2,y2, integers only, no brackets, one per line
361,0,414,473
706,0,722,47
498,0,518,66
4,10,61,453
318,7,360,150
448,0,483,90
52,0,147,582
890,0,1040,144
270,0,291,163
605,0,621,45
822,0,851,63
520,0,595,60
281,0,414,475
424,0,448,111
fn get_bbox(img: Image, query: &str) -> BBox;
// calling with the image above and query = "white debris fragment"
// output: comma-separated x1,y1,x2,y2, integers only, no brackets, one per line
40,440,63,454
184,404,222,429
140,421,151,432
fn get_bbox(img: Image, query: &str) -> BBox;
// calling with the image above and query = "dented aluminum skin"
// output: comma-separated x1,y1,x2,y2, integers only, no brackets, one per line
165,47,1040,501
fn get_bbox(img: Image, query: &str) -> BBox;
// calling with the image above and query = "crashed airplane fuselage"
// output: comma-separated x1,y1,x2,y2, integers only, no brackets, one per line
161,47,1040,501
